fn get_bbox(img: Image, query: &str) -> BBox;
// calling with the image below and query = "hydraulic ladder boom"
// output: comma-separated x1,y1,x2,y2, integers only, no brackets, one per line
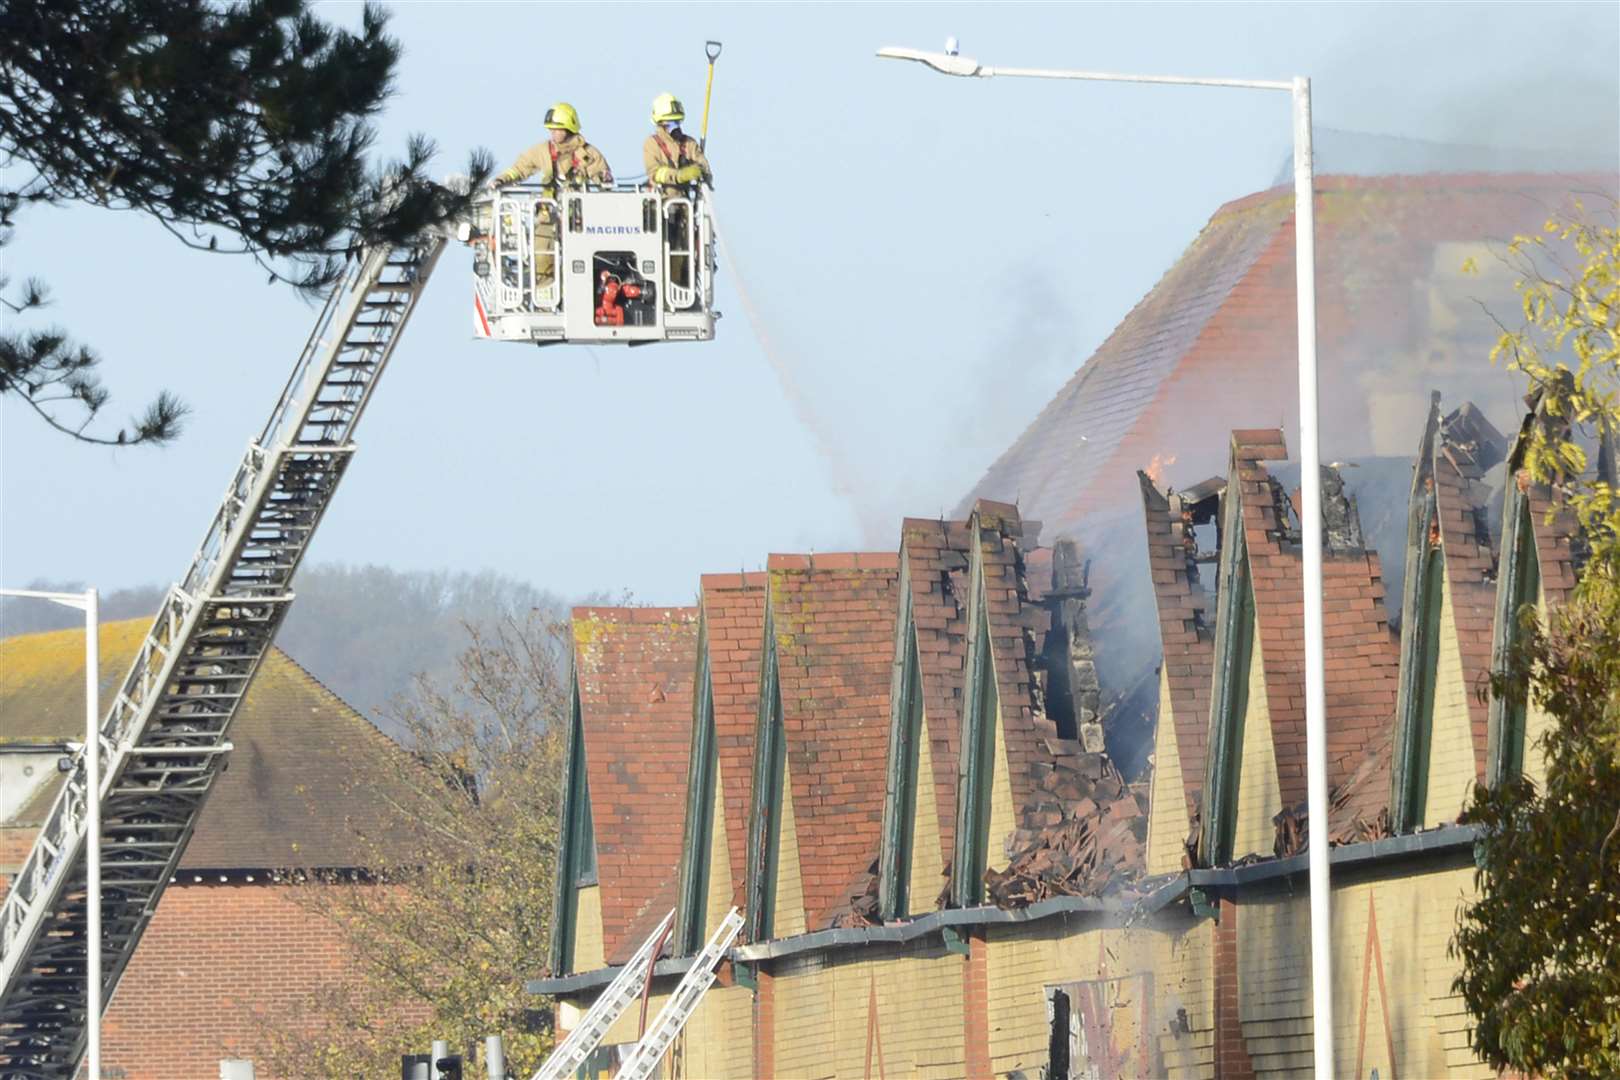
0,237,445,1079
528,909,674,1080
615,907,744,1080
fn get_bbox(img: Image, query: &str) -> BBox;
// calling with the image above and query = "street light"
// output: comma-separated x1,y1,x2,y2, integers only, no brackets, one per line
878,45,1334,1078
1,587,102,1078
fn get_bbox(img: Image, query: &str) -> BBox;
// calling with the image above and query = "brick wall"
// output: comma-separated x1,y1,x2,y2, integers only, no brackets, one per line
1215,898,1257,1079
95,880,382,1080
1425,575,1481,826
1145,669,1192,876
984,915,1212,1079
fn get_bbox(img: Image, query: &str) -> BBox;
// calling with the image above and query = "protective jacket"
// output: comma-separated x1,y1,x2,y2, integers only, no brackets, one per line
642,129,712,197
498,133,613,193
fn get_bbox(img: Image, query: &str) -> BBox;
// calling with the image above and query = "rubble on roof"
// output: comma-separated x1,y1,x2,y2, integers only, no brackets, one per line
986,742,1147,907
1272,733,1397,858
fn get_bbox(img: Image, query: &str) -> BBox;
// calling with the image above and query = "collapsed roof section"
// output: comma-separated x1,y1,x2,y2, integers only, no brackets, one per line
960,174,1609,540
1486,381,1614,786
1390,395,1506,831
553,606,698,974
1138,471,1222,874
1195,430,1401,867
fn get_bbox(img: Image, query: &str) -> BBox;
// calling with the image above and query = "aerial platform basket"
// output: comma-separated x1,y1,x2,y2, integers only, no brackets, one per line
460,185,716,346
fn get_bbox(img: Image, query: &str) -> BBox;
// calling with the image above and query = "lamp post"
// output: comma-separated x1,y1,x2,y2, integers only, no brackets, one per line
877,46,1333,1077
1,587,102,1078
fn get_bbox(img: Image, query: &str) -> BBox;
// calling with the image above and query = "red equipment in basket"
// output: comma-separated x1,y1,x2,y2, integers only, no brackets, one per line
595,272,643,326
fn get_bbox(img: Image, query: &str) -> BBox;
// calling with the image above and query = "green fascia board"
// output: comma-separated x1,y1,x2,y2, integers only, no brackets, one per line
744,602,783,941
952,525,996,909
1200,468,1253,868
1392,399,1443,832
549,668,588,976
673,620,715,955
1487,489,1539,785
877,554,920,921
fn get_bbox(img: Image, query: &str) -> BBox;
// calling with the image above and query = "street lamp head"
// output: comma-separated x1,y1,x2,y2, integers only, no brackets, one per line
875,45,982,78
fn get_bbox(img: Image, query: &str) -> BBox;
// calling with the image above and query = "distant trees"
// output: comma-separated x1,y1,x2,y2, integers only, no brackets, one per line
0,564,572,736
1453,205,1620,1079
0,0,490,445
255,612,570,1077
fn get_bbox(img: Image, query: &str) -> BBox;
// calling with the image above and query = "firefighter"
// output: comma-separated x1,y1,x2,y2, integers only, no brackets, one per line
643,92,711,291
493,102,613,289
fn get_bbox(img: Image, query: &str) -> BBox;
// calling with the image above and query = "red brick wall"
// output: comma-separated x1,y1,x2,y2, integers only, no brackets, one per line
963,930,991,1079
752,966,774,1079
95,881,359,1080
1213,897,1256,1080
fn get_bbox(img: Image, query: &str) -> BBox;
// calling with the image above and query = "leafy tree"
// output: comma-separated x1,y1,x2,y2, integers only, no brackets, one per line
1453,204,1620,1079
254,612,569,1077
1,0,490,445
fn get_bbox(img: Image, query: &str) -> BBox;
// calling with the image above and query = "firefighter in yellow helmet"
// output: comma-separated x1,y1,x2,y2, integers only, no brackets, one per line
642,93,711,196
495,102,613,193
493,102,614,291
643,93,711,291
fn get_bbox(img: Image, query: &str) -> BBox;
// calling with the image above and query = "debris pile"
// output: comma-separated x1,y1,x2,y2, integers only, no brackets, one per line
984,739,1147,907
1271,735,1396,858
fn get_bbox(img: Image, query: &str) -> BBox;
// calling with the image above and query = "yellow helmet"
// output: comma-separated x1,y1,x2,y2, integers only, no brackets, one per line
651,92,685,124
544,101,581,134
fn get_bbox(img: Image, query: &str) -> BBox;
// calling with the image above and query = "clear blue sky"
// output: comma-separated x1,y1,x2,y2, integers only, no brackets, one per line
3,2,1616,603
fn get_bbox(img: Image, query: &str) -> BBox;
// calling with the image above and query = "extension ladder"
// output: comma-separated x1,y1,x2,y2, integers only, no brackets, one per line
0,238,445,1079
615,907,744,1080
529,909,674,1080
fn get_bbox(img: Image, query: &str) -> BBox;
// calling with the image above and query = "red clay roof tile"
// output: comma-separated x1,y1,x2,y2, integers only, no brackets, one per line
571,606,699,965
766,557,898,930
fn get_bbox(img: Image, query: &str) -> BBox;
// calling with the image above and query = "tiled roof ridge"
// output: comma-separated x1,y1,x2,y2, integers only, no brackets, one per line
572,604,699,624
1214,170,1618,218
1137,471,1217,823
766,551,900,572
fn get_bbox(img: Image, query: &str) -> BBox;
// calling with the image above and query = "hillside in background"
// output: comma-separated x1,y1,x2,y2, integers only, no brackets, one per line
0,565,575,737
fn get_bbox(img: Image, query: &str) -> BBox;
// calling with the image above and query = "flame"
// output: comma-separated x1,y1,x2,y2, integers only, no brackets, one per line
1145,453,1178,485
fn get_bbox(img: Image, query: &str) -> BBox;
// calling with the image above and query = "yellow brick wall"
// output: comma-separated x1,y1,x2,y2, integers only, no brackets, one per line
988,696,1018,873
774,760,808,939
1236,864,1495,1078
1231,632,1283,860
706,758,734,937
771,937,967,1079
1424,572,1480,827
574,883,606,974
984,915,1214,1079
907,704,945,914
673,980,752,1079
1521,585,1556,790
1146,666,1191,876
